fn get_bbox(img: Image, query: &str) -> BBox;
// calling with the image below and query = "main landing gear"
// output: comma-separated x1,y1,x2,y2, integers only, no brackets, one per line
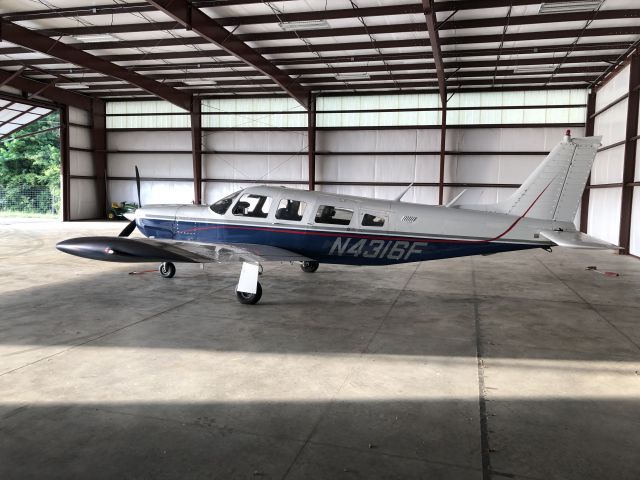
159,261,176,278
157,260,317,305
300,261,319,273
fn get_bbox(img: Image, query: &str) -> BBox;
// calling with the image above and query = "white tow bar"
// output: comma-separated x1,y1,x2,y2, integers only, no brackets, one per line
237,262,260,294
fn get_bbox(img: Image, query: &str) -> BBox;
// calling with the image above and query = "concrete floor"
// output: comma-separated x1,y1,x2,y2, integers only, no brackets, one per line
1,219,640,480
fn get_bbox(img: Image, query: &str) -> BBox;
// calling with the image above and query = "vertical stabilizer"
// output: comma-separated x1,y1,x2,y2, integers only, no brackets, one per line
458,132,601,222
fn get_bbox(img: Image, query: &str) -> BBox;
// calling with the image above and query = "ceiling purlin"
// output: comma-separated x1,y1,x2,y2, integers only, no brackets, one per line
71,67,603,92
23,53,624,77
0,41,631,73
8,24,637,59
29,59,610,84
2,27,636,63
89,76,600,97
0,0,584,22
146,0,309,108
0,20,192,111
31,9,640,43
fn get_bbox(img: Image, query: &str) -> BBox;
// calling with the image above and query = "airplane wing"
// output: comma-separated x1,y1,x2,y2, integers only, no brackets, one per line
56,236,313,263
538,230,621,250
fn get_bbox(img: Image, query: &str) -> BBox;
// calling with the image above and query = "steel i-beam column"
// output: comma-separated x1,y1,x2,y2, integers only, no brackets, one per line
618,53,640,253
580,90,597,233
308,93,316,191
60,105,71,221
91,100,107,218
423,0,447,205
191,99,203,204
438,106,447,205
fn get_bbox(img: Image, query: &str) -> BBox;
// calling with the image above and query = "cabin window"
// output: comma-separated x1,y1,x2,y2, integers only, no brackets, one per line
210,190,240,215
275,199,307,221
362,213,386,227
232,193,273,218
315,205,353,226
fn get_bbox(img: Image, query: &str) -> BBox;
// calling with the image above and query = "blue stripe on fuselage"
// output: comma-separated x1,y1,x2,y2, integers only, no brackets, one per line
138,217,539,265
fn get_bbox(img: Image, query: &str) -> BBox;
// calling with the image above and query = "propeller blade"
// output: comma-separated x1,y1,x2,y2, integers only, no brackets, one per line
135,165,142,208
118,220,137,237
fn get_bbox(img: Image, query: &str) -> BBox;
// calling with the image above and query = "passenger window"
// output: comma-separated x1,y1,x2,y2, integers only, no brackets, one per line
315,205,353,226
362,213,386,227
210,190,240,215
275,199,307,221
232,194,272,218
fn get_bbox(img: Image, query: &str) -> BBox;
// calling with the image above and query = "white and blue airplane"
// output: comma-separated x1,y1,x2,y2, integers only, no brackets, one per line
57,131,618,304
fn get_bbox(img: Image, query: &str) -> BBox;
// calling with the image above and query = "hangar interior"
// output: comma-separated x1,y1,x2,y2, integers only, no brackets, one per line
1,1,640,479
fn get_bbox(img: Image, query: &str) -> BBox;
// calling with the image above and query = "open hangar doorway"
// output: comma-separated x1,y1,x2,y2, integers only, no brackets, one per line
0,93,61,220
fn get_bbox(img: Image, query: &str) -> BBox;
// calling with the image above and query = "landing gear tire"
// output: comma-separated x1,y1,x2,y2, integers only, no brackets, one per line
300,261,319,273
159,262,176,278
236,282,262,305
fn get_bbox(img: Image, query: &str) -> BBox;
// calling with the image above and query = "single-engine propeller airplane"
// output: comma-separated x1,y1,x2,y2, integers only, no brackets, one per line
57,131,619,304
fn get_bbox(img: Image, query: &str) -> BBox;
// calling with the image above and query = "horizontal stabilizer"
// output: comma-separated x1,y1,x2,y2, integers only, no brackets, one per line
539,230,621,250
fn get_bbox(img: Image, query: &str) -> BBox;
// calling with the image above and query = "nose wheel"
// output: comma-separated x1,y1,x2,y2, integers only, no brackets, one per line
236,282,262,304
159,262,176,278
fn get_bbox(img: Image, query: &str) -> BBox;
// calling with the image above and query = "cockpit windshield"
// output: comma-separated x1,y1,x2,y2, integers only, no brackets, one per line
210,190,241,215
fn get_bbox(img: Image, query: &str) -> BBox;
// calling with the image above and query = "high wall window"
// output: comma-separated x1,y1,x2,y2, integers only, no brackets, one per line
105,89,587,131
202,97,306,128
316,90,587,127
106,101,189,128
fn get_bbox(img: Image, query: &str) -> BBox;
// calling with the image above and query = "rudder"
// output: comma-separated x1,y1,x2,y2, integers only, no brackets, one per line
459,132,601,222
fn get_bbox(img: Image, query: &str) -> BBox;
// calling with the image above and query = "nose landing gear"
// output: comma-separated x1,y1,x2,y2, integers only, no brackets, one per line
236,282,263,304
159,262,176,278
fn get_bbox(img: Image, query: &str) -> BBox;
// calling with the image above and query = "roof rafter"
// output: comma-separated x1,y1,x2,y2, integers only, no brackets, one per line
146,0,309,108
0,69,93,110
0,20,192,111
423,0,446,105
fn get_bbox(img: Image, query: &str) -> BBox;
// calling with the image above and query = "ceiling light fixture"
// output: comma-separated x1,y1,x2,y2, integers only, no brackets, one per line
513,65,556,73
539,1,603,14
184,80,217,86
335,73,371,81
279,20,330,31
56,83,90,89
73,34,117,43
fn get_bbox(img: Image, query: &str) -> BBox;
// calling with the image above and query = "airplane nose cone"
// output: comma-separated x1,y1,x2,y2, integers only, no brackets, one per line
56,238,87,255
56,237,119,261
56,238,74,254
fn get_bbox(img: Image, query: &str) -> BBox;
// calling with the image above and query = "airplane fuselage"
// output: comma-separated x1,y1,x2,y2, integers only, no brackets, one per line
134,186,564,266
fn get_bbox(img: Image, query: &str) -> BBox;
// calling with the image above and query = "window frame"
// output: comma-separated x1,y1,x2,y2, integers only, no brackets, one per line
231,193,273,219
274,198,308,223
209,190,241,215
313,204,355,227
361,212,388,228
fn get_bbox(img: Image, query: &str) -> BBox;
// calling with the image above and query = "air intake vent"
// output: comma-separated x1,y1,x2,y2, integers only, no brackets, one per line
401,215,417,223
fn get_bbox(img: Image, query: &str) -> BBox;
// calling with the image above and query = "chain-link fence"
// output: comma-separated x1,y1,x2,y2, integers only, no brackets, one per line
0,185,60,216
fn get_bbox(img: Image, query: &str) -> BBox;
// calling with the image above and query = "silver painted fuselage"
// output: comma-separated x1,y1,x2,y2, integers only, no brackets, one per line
133,186,563,266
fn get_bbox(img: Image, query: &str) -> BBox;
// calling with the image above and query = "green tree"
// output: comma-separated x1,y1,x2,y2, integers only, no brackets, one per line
0,111,61,214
